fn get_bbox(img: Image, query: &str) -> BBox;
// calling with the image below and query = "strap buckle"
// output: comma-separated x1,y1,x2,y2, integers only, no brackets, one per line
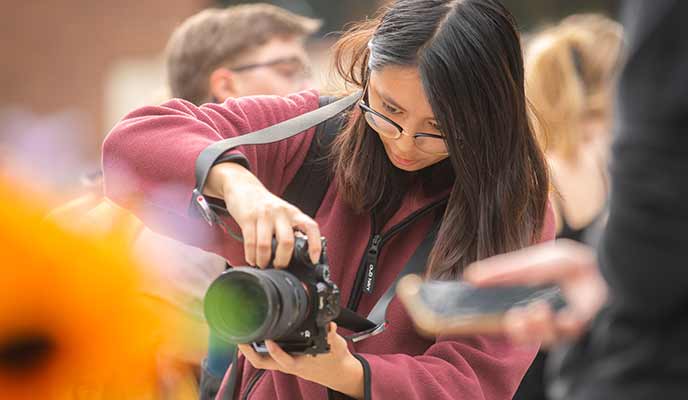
192,188,218,226
346,322,388,343
192,189,244,242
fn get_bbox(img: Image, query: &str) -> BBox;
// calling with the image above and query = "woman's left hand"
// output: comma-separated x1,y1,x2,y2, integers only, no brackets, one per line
237,323,364,399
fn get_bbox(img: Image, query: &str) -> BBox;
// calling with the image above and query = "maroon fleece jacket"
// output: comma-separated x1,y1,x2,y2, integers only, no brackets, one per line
102,90,555,400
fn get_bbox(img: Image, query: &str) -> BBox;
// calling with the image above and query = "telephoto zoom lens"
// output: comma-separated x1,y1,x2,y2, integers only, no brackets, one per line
204,267,310,344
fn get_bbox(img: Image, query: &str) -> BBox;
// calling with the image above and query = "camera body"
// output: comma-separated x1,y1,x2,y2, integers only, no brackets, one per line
204,236,341,355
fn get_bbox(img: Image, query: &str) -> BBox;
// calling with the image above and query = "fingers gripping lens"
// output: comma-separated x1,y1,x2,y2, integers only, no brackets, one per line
204,236,340,355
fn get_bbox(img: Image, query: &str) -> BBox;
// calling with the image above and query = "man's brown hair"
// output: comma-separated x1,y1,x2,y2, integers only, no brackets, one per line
165,3,321,105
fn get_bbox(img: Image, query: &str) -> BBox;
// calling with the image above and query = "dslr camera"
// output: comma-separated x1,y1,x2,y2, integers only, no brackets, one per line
204,236,340,355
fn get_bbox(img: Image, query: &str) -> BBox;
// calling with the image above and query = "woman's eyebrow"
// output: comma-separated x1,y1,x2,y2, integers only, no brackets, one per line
375,85,406,112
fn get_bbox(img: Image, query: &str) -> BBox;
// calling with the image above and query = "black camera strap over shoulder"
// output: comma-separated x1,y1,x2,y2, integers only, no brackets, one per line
280,96,345,218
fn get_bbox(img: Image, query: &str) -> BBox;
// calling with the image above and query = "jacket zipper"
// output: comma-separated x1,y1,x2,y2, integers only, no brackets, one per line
241,369,266,400
346,198,448,311
362,234,382,294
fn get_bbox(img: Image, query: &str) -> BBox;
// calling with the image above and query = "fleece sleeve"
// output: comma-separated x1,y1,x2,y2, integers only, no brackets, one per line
356,335,537,400
101,90,320,255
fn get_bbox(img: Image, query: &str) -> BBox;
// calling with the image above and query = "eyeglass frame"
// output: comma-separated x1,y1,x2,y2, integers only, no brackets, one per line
229,56,311,79
358,84,449,156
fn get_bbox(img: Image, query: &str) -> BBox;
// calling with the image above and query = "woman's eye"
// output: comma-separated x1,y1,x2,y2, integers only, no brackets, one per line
382,102,400,114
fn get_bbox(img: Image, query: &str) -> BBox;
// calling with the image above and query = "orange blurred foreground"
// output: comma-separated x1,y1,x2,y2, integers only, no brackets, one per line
0,180,194,399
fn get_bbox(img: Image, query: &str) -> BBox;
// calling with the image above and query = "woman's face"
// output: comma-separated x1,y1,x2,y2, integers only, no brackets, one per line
367,66,449,172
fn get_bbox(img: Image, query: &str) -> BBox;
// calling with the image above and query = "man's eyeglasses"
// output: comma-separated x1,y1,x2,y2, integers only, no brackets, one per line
358,92,448,155
230,57,311,81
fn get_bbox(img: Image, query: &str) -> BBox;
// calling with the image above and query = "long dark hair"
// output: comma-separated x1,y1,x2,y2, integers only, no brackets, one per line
331,0,549,280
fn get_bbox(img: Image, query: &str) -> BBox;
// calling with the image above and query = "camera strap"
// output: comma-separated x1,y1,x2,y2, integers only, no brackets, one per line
222,348,240,400
366,212,441,324
191,91,361,228
340,211,442,342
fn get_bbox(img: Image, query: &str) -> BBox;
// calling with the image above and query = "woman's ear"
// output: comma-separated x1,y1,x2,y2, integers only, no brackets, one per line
209,67,239,103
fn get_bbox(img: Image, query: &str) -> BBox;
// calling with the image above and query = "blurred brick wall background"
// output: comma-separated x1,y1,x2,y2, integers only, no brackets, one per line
0,0,210,168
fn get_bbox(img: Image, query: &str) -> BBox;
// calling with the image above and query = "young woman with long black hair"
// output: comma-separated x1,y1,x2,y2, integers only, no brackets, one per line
102,1,554,398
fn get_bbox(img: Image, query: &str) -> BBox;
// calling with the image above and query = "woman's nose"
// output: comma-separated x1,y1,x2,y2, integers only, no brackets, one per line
395,130,416,152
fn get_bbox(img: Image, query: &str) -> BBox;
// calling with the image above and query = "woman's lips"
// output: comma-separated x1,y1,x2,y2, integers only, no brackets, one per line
391,153,416,167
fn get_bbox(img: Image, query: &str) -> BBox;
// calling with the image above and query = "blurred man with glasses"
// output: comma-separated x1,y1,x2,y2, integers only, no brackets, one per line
156,4,321,398
165,3,320,104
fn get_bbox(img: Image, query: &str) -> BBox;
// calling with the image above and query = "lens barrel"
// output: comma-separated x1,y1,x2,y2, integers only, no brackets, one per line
204,267,310,344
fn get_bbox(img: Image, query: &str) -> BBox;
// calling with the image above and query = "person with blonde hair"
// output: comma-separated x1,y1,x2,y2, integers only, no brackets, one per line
526,14,622,245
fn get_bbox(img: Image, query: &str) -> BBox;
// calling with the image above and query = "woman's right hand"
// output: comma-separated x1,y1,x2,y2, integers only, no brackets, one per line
205,162,322,268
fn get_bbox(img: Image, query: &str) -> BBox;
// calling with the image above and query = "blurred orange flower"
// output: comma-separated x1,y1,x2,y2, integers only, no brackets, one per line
0,181,172,399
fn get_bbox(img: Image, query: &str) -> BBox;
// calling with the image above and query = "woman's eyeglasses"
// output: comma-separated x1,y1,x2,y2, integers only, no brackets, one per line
359,94,448,155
